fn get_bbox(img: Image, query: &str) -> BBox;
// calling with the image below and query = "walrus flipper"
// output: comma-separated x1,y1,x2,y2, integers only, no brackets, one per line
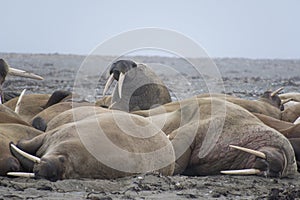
31,116,47,132
10,142,35,172
10,134,45,172
43,90,72,109
16,133,46,155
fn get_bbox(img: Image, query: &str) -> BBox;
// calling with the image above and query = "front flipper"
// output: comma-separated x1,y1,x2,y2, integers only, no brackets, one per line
10,134,45,172
9,142,41,172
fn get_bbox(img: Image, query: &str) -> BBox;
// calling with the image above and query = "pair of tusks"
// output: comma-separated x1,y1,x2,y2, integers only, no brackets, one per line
7,144,41,178
271,87,284,97
103,72,125,98
220,144,266,175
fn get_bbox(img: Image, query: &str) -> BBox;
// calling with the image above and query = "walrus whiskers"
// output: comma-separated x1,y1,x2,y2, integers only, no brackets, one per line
271,87,284,97
15,89,26,114
10,143,41,163
7,172,35,178
118,72,125,98
220,169,261,175
229,145,266,159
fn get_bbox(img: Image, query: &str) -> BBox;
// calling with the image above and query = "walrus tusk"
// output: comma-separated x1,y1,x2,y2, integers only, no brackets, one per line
271,87,284,97
108,101,117,109
281,98,293,105
294,116,300,124
221,169,261,175
118,72,125,98
10,143,41,163
15,89,26,114
7,172,35,178
229,145,266,159
103,74,115,97
9,67,44,80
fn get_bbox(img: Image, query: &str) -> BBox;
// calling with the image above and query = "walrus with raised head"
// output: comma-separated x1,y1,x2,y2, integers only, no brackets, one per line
102,60,171,112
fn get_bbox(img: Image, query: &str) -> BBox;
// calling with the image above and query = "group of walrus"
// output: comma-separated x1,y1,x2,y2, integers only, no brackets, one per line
0,58,300,182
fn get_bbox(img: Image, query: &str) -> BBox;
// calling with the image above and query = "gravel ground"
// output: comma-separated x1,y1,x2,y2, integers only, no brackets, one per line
0,53,300,199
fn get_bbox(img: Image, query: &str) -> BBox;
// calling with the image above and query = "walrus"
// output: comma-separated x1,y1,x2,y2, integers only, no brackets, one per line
281,103,300,123
45,106,113,131
4,94,51,122
102,60,171,112
0,123,43,176
9,112,175,181
280,92,300,103
4,90,73,123
133,94,282,119
136,97,297,177
0,104,30,126
30,101,92,131
133,88,284,119
0,59,43,104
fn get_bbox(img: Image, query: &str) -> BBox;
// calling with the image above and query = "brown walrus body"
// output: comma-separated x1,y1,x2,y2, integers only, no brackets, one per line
13,112,175,181
45,106,114,131
103,60,171,112
139,97,297,177
0,124,43,176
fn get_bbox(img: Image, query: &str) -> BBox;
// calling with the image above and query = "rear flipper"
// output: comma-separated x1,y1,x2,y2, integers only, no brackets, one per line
31,116,47,132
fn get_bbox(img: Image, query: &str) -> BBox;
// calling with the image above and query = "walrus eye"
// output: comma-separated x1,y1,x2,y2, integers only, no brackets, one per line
58,156,65,163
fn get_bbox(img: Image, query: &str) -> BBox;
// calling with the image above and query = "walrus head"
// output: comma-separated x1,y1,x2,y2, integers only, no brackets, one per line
0,59,44,104
103,60,137,98
220,144,296,178
8,143,66,181
259,87,284,110
0,59,44,84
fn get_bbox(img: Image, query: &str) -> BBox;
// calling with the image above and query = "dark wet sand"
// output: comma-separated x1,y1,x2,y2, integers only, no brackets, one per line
0,53,300,199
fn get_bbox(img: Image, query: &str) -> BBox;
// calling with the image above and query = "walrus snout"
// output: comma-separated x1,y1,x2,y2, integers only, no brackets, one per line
220,144,296,178
253,147,289,177
0,156,21,176
33,156,65,182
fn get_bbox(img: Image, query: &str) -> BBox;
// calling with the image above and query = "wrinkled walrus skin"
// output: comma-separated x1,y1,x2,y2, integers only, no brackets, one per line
135,97,297,178
14,112,175,181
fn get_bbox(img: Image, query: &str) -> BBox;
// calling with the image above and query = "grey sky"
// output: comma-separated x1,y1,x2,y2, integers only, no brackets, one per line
1,0,299,58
